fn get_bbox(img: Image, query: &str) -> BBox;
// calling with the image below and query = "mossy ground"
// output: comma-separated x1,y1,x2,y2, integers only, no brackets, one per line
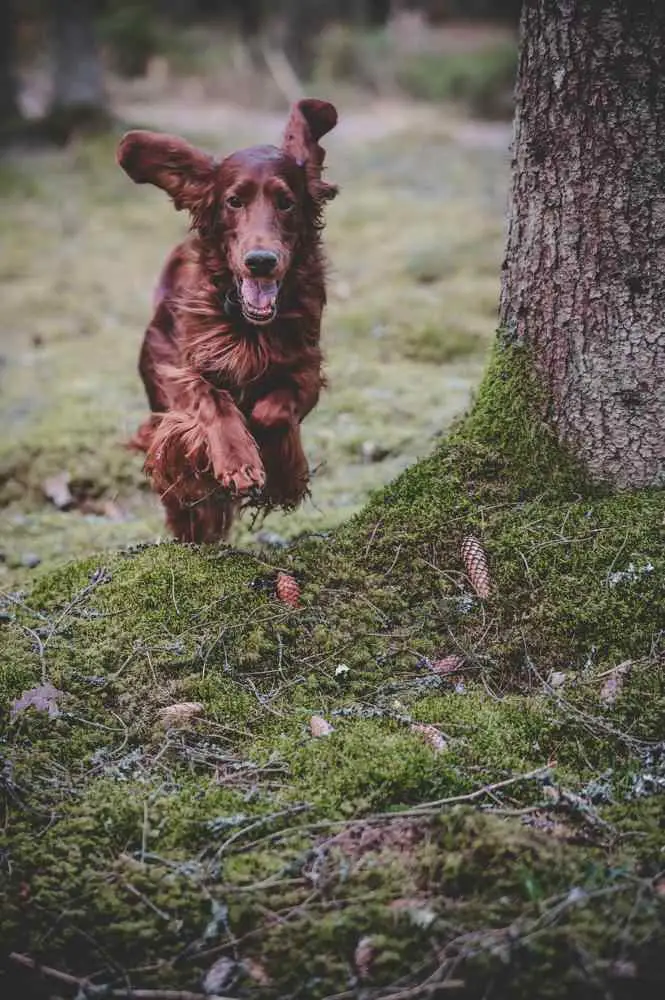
2,340,664,998
1,81,663,999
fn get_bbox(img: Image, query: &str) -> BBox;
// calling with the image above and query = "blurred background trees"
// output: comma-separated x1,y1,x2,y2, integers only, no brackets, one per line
1,0,521,143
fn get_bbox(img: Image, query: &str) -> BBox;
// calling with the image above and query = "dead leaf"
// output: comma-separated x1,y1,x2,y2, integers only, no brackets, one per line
158,702,204,728
202,956,236,995
243,958,271,986
389,896,430,912
389,897,437,927
42,471,73,510
411,723,447,753
390,900,436,928
609,960,637,979
310,714,334,737
354,936,376,980
101,499,125,521
523,811,579,842
599,661,632,705
10,682,64,721
327,820,423,861
429,654,465,675
80,498,126,521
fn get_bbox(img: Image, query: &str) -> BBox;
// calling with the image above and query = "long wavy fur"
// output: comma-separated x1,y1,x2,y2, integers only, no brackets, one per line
121,102,337,543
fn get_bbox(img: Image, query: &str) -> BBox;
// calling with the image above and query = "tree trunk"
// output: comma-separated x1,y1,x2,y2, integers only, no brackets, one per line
281,0,330,80
0,0,20,129
50,0,107,117
500,0,665,488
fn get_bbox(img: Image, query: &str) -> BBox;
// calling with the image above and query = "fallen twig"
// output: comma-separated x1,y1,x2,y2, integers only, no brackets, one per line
8,951,235,999
225,766,552,857
387,766,552,814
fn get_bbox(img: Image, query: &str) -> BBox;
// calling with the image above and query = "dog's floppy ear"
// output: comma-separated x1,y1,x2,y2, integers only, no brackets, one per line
282,99,338,201
117,130,215,213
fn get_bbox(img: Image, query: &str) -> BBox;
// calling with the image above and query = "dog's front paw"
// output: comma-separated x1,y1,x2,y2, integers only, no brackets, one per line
217,460,266,496
207,422,265,497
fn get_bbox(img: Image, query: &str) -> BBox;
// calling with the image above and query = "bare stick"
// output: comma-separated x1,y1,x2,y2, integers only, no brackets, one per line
8,951,235,999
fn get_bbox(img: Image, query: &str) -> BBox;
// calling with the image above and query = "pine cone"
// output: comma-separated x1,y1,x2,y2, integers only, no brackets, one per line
275,571,301,607
460,535,492,599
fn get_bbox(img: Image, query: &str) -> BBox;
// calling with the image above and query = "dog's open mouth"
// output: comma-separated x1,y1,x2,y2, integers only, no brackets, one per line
239,278,279,325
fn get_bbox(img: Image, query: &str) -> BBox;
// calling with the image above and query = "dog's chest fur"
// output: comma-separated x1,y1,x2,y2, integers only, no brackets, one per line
176,306,310,410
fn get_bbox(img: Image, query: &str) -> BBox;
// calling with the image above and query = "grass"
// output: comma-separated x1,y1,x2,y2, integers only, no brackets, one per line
314,22,517,120
0,104,506,586
396,43,517,119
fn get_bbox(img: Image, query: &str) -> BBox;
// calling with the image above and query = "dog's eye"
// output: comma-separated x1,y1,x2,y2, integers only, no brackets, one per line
226,194,243,209
276,192,295,212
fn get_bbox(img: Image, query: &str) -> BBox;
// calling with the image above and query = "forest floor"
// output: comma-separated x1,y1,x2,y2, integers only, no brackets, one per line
3,90,663,1000
0,97,509,588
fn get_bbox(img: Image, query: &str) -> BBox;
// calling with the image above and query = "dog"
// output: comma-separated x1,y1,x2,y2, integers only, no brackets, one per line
117,99,338,542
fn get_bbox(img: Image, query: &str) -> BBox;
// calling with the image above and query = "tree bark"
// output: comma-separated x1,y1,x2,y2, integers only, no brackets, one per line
0,0,20,128
500,0,665,488
281,0,330,80
50,0,107,115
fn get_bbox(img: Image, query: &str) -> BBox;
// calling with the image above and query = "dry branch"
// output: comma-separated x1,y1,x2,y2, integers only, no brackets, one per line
8,951,236,999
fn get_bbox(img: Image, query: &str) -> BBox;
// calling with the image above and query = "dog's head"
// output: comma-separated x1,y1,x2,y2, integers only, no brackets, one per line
117,99,338,326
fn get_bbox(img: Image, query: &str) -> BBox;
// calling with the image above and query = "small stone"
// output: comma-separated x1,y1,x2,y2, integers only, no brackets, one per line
361,440,390,463
42,471,74,510
21,553,41,569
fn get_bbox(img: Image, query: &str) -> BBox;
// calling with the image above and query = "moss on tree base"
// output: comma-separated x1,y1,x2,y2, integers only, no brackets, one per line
1,341,664,998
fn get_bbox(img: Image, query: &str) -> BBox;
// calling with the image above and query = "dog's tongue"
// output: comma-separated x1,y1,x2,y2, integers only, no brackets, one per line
241,278,278,312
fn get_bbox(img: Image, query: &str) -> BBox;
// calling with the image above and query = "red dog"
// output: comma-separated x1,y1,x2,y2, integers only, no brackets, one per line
117,99,338,543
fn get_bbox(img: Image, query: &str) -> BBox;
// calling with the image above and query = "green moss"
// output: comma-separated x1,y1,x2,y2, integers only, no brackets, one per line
2,342,665,995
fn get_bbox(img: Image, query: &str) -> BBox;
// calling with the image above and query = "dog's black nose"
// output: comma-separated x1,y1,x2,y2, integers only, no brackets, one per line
245,250,278,277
